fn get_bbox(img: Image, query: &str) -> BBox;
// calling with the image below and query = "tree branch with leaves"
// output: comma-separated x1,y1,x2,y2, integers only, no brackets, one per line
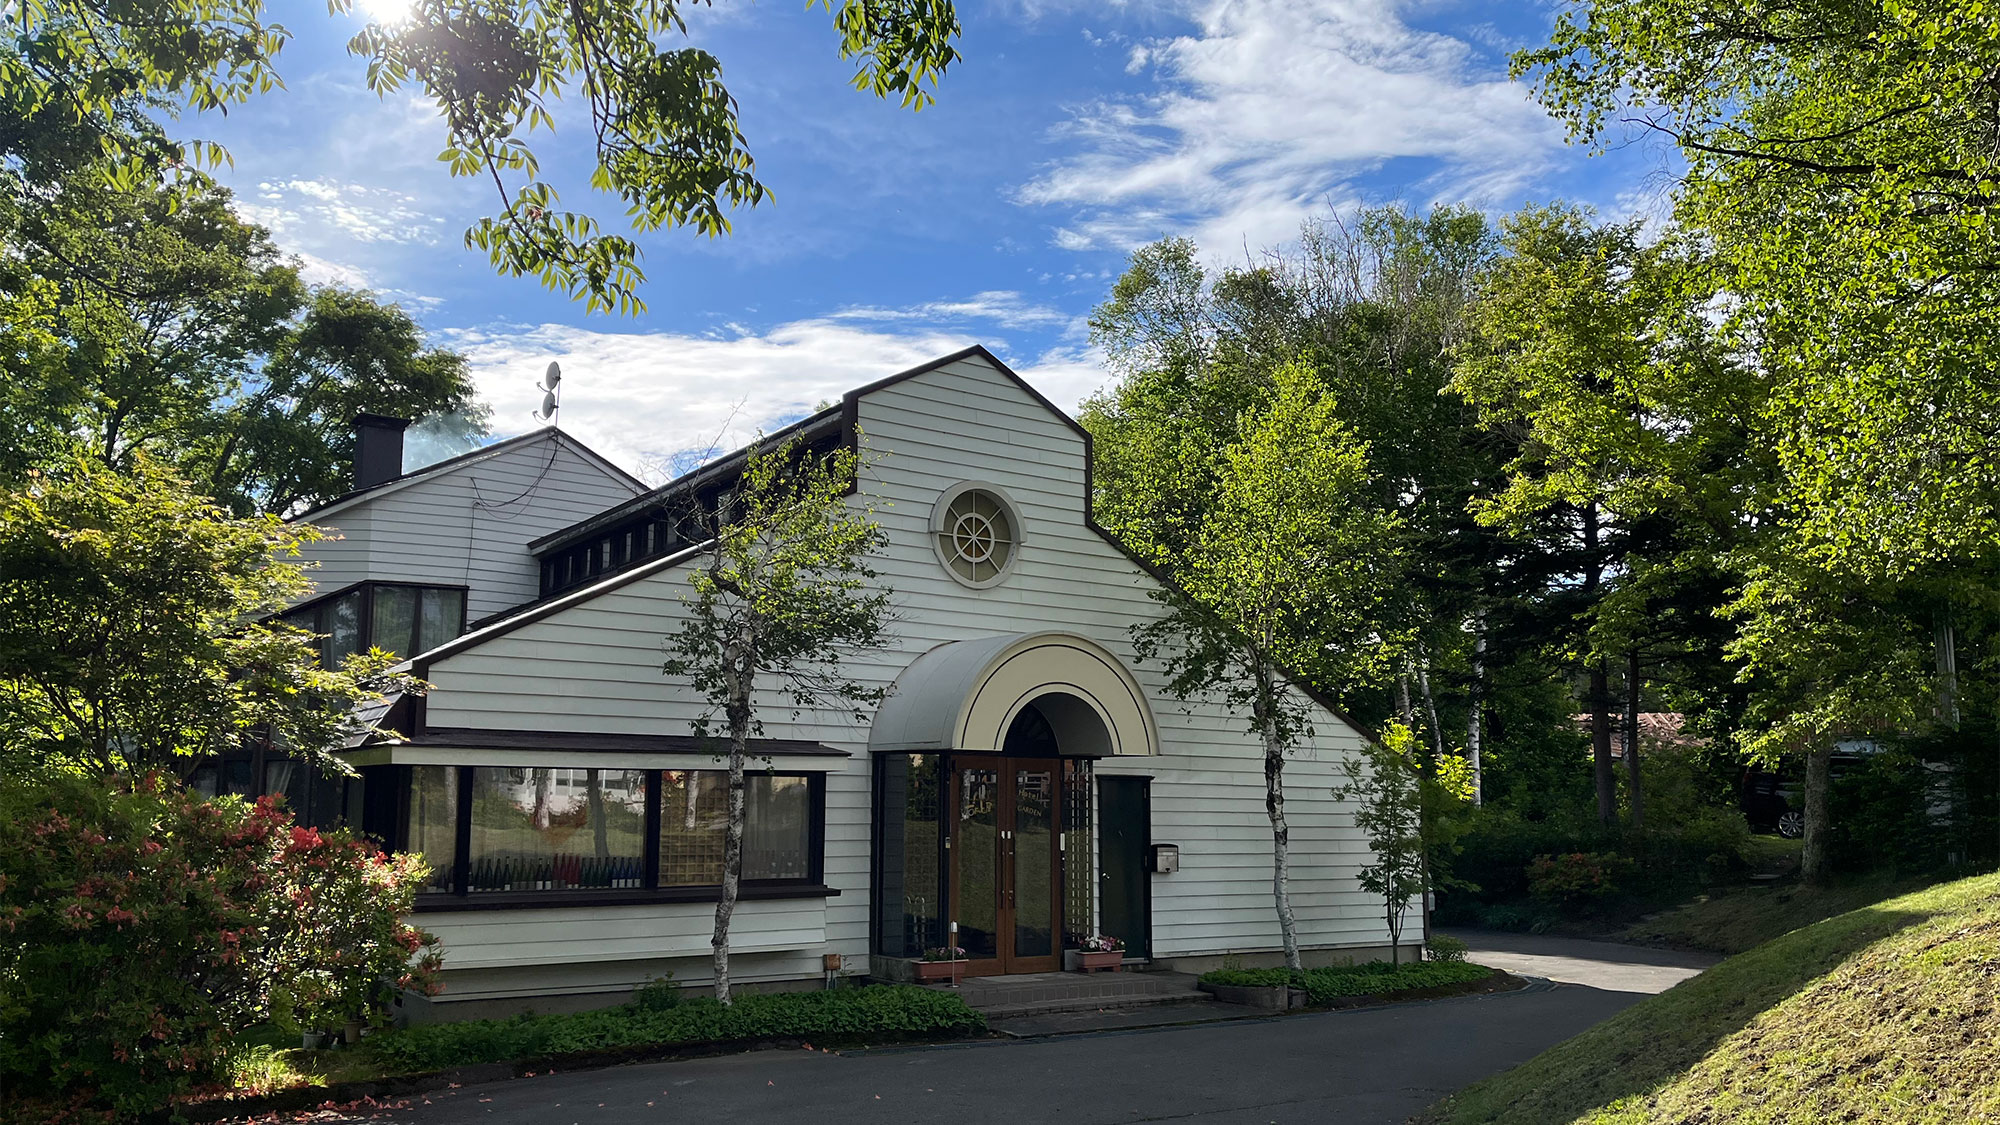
660,434,891,1002
1132,360,1403,971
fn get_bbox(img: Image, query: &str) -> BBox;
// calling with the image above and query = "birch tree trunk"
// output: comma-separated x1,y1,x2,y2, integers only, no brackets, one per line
712,630,754,1004
1416,637,1445,762
1253,657,1301,972
1467,609,1486,806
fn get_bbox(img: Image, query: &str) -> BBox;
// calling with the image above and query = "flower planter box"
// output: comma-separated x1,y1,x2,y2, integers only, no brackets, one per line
913,959,969,983
1065,949,1124,973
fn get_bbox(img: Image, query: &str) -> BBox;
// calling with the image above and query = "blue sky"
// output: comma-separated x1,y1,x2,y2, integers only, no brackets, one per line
197,0,1668,477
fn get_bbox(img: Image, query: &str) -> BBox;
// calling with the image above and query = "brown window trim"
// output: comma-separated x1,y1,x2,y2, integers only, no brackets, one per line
277,580,472,663
412,882,840,913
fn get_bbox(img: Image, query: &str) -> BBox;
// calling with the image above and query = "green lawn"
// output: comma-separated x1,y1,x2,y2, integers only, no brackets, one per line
1426,871,2000,1125
1618,870,1930,956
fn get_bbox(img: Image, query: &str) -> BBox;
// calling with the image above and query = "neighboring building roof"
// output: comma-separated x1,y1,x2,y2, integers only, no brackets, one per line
1572,712,1707,758
290,427,647,525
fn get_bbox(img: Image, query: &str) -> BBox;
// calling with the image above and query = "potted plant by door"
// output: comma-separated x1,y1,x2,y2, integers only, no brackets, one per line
913,946,969,983
1066,935,1125,973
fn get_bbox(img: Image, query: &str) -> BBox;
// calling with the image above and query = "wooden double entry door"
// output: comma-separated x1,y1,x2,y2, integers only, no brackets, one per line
950,756,1063,975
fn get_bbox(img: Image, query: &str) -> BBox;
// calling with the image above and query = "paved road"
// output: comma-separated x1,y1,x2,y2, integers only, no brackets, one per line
1442,929,1720,995
296,934,1708,1125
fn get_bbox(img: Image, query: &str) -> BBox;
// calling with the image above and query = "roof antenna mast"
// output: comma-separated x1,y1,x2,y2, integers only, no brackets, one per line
534,361,563,428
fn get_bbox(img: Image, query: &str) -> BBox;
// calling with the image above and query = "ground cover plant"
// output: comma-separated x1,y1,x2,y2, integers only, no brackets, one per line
1199,960,1496,1006
364,984,986,1074
1425,871,2000,1124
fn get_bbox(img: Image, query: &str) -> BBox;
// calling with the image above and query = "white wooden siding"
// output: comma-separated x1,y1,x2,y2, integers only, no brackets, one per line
294,433,646,621
417,354,1394,983
421,897,827,971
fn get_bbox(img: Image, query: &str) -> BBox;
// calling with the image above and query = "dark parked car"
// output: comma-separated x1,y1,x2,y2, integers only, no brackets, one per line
1740,744,1878,838
1741,769,1804,838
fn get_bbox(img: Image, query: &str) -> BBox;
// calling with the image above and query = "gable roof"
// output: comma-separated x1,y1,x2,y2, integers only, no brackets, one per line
290,427,647,525
411,345,1380,744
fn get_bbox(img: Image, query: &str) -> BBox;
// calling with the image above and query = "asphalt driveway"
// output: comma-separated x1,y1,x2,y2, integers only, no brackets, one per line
295,934,1712,1125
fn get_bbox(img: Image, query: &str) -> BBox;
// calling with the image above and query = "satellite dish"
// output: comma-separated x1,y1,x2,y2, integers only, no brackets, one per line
533,360,562,423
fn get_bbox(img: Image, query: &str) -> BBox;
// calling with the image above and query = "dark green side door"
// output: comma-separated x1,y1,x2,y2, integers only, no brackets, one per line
1097,775,1151,960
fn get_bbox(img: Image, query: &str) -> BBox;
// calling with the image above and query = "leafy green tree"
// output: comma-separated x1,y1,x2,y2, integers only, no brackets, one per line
0,457,409,779
1132,361,1404,971
5,0,961,312
1453,203,1765,829
1,171,485,513
1333,723,1430,966
1514,1,1999,876
660,436,891,1002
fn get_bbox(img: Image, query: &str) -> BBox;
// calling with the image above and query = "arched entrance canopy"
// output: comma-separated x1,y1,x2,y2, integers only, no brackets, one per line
869,631,1158,757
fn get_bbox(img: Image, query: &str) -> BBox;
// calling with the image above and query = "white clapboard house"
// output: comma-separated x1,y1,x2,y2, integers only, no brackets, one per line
269,347,1405,1018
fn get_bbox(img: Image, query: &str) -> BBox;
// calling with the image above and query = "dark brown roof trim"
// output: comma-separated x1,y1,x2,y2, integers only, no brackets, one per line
406,727,849,756
412,537,713,677
530,407,848,554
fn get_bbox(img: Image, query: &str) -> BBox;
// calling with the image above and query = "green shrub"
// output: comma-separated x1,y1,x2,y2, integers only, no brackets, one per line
1197,960,1494,1006
1292,961,1492,1006
632,974,680,1012
1427,934,1469,963
1527,851,1637,907
367,985,985,1073
0,775,438,1123
1196,968,1295,989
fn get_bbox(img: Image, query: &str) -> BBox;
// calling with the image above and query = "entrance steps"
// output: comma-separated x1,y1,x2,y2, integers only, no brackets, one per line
925,969,1210,1020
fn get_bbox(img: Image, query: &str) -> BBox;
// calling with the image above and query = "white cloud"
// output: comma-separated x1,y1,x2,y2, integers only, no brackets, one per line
250,178,445,246
1019,0,1564,253
829,290,1082,334
289,251,372,289
447,317,1110,481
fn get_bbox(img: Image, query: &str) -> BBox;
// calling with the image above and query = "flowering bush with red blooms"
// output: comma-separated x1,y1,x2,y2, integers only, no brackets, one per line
1525,850,1638,908
0,773,440,1123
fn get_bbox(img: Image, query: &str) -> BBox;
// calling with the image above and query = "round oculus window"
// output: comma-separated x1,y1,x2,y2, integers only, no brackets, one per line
933,487,1019,586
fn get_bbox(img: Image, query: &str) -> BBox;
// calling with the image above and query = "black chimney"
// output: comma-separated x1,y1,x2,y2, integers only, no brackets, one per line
352,413,411,491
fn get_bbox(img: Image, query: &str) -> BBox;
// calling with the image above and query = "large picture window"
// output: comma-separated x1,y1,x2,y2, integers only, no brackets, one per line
406,765,826,906
467,768,647,892
659,772,812,885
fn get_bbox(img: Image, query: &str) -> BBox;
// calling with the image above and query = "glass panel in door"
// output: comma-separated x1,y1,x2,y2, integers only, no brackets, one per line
955,766,1000,962
1012,765,1056,959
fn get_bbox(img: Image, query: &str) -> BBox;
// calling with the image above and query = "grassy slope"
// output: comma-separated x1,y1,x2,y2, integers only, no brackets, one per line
1428,871,2000,1125
1619,874,1929,956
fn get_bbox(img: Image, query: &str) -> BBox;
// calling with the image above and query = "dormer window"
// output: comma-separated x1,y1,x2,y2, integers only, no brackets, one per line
280,582,467,664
